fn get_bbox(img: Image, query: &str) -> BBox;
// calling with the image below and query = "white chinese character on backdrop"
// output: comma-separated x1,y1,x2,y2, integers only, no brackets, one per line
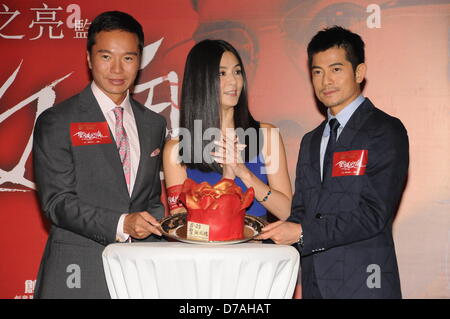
134,38,180,138
24,279,36,294
73,18,90,39
28,2,64,40
0,4,24,39
0,60,72,192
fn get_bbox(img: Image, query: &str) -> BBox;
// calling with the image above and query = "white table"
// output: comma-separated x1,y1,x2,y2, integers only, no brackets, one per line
102,242,299,299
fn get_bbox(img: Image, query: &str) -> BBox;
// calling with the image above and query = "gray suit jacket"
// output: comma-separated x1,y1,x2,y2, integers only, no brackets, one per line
33,85,166,298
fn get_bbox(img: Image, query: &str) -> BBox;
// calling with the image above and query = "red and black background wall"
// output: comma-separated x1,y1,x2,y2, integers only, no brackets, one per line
0,0,449,299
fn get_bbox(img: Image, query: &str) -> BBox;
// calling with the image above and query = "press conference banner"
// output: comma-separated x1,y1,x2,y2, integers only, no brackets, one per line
0,0,448,299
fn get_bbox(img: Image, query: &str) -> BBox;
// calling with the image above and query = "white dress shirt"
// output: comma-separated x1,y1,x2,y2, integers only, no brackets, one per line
91,82,141,242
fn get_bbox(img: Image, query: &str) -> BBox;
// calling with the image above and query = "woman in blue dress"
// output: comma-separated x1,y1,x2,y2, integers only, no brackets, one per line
163,39,292,221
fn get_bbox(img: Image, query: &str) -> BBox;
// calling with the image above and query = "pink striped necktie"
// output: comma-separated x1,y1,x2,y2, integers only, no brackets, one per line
113,107,131,189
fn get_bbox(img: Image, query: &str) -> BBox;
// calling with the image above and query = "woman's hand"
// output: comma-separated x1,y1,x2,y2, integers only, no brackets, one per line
210,134,249,179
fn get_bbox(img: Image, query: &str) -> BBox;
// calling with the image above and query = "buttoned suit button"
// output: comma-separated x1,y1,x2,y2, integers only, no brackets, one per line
315,213,323,219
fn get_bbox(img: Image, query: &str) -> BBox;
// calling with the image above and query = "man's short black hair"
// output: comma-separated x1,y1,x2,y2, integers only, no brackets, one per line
87,11,144,54
307,26,365,71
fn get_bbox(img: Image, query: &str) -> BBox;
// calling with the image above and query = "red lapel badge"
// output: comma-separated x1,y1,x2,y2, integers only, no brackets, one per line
70,122,112,146
332,150,368,177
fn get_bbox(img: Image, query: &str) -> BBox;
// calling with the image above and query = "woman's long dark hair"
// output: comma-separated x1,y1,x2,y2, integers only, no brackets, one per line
179,39,261,173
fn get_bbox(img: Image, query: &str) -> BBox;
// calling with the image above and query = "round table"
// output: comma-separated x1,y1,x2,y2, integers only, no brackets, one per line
102,241,299,299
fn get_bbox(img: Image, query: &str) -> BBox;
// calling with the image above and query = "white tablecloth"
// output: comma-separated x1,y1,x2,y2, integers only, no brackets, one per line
102,242,299,299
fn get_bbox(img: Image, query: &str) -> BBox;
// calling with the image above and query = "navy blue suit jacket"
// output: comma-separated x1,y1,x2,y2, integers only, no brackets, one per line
288,98,408,298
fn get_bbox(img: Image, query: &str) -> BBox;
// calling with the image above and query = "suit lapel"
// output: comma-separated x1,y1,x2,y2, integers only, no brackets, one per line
335,98,374,150
314,118,332,211
310,120,327,187
78,86,129,196
130,100,150,201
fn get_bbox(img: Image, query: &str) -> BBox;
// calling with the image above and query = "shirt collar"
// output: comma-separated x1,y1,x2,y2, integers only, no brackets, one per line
91,81,132,116
327,94,365,128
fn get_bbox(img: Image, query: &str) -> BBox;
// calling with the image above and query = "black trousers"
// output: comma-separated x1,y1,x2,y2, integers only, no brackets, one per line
302,265,323,299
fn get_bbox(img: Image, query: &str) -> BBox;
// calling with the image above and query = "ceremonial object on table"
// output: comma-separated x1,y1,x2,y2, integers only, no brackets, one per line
179,178,254,241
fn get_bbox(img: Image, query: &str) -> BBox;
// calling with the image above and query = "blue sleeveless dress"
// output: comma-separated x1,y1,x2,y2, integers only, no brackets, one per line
186,155,268,218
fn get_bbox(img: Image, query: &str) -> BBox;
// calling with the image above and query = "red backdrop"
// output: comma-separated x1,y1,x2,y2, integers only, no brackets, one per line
0,0,449,299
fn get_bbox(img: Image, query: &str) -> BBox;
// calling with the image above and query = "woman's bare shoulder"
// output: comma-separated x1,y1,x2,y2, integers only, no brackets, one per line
259,122,277,130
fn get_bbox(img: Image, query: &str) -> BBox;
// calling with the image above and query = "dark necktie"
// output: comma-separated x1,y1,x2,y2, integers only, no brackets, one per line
322,118,340,182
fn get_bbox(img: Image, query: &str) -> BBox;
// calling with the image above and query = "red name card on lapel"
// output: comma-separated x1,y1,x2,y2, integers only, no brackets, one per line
332,150,368,177
70,122,112,146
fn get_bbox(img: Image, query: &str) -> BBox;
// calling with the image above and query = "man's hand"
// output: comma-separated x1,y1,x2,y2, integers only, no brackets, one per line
256,220,302,245
124,211,162,239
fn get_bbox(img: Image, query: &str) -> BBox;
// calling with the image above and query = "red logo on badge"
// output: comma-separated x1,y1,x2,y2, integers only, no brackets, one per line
70,122,112,146
332,150,368,177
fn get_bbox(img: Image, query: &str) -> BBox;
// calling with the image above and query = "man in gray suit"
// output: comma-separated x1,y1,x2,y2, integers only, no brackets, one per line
33,11,166,298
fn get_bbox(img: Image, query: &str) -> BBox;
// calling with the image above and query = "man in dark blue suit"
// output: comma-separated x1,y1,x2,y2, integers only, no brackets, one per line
258,26,409,298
